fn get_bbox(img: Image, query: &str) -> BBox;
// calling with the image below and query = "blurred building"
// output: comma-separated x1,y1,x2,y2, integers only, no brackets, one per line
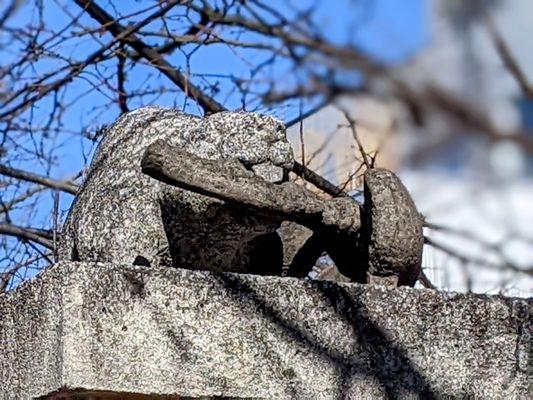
287,97,403,188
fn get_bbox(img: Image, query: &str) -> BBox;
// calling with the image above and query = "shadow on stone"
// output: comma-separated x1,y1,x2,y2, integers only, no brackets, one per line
2,263,527,398
213,273,445,399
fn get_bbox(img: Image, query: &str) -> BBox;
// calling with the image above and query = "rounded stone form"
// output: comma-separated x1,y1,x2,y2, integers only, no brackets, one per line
363,168,423,286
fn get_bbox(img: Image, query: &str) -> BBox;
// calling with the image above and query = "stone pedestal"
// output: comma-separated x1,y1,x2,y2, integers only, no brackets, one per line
0,262,530,398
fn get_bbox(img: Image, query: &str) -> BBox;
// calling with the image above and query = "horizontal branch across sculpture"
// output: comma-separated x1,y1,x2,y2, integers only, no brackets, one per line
142,139,423,286
141,139,358,231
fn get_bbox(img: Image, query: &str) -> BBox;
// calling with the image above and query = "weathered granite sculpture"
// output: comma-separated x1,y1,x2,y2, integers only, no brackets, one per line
0,262,530,398
60,106,423,285
4,109,528,399
142,140,423,286
363,168,424,286
59,106,294,275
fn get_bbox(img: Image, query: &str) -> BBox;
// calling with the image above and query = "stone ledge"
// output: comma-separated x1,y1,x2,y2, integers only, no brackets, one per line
0,262,530,399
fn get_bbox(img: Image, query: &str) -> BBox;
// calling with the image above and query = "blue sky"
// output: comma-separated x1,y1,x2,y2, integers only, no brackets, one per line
313,0,426,63
34,0,427,115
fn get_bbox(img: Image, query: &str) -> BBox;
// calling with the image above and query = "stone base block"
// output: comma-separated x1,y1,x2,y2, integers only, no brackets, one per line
0,262,530,398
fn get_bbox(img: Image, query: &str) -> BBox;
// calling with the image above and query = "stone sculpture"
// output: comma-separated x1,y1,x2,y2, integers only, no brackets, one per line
142,140,424,286
61,106,423,286
59,106,294,275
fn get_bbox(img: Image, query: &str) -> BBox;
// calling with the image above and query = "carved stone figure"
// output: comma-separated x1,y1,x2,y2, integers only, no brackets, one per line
142,140,424,286
61,106,424,286
363,169,424,286
59,106,294,275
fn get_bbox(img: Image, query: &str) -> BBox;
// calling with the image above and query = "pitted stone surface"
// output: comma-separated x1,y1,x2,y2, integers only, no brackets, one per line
364,168,424,286
59,107,294,273
0,262,530,399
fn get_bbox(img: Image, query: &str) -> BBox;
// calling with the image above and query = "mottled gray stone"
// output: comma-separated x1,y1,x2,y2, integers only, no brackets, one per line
363,168,424,286
277,221,313,270
59,106,424,284
1,262,530,399
59,107,294,274
141,141,426,285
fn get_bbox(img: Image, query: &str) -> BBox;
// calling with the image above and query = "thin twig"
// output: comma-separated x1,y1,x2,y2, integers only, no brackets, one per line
339,108,371,169
116,43,129,114
0,164,78,195
425,235,532,278
483,10,533,98
418,270,436,290
74,0,225,114
0,223,54,249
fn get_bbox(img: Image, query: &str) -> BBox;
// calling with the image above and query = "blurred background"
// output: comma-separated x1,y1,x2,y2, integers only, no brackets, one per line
1,0,531,296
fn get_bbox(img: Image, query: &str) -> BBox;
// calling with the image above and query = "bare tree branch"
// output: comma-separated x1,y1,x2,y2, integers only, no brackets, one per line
424,236,532,278
483,10,533,99
0,186,46,215
340,108,371,169
0,224,54,250
0,0,22,28
0,252,51,292
418,270,437,290
0,0,185,120
0,164,78,195
73,0,225,114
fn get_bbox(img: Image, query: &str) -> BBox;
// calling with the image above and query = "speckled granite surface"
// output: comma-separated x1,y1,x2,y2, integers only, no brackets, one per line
0,262,530,399
59,107,294,274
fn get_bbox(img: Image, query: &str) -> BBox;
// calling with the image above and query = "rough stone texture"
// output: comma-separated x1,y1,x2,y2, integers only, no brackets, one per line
141,140,369,282
1,262,530,399
141,140,328,224
364,168,424,286
277,221,313,270
59,107,294,274
59,107,424,284
143,141,431,285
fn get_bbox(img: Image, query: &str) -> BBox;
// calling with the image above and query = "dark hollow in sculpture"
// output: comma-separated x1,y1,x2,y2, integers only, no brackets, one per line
142,140,424,286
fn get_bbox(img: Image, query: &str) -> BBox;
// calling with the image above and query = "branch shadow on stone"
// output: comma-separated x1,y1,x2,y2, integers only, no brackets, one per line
213,273,446,399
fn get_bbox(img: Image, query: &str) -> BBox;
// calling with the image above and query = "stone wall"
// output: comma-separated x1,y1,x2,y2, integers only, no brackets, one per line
0,262,530,398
